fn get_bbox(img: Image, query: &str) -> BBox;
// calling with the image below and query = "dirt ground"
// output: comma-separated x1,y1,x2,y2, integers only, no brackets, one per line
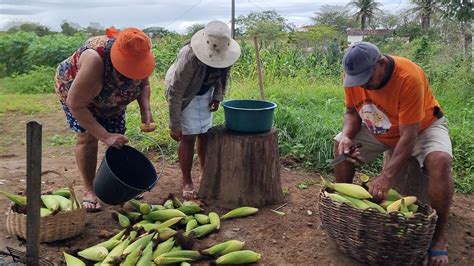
0,111,473,265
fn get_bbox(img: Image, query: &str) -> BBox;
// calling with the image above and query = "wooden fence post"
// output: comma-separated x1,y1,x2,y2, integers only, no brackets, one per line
26,121,42,265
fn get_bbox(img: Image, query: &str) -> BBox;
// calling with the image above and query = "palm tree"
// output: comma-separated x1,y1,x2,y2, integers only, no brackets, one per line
347,0,382,30
408,0,440,31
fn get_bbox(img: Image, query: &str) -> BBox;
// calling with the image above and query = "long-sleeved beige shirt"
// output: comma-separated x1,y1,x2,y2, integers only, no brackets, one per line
165,44,228,131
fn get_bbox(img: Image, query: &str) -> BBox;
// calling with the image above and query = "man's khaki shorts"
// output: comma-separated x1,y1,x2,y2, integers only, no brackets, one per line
333,117,452,167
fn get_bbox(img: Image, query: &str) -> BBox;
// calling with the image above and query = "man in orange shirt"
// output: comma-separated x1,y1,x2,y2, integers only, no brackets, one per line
334,42,452,265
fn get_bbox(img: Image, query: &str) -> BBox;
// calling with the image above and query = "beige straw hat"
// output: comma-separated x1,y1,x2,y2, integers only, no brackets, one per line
191,20,241,68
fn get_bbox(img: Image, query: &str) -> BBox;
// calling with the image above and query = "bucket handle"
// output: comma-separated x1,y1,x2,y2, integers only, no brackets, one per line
126,133,165,191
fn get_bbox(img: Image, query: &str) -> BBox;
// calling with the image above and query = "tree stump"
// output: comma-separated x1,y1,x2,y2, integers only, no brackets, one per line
199,125,283,208
383,152,428,203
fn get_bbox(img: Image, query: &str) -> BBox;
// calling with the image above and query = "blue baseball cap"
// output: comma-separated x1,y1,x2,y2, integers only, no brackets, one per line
342,42,382,87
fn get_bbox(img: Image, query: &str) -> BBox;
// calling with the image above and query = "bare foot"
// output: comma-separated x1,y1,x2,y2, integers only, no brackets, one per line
426,241,448,266
183,183,198,201
82,190,101,212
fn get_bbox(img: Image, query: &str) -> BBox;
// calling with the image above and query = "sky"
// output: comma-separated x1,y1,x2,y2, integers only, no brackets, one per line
0,0,408,33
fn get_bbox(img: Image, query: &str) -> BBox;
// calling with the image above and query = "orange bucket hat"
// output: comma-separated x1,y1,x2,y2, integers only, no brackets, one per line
107,27,156,80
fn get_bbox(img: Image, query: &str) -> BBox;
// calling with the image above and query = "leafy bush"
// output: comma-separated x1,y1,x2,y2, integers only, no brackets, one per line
0,66,55,94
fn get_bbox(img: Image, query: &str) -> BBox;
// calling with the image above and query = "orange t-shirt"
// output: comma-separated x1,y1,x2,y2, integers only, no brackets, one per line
344,56,440,147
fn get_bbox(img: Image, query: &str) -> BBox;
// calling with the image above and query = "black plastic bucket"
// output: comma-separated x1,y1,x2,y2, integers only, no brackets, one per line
93,145,158,205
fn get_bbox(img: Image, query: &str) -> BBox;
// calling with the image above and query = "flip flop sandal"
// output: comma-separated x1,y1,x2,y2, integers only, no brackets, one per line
428,248,448,258
82,199,101,212
134,193,145,200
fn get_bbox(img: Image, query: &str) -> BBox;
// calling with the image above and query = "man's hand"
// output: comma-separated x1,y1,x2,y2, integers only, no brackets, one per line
209,100,220,112
337,136,362,164
170,128,182,141
367,174,395,202
102,133,128,148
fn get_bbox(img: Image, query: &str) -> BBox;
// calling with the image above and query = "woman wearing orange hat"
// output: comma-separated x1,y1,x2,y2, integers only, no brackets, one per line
165,21,241,200
55,27,156,211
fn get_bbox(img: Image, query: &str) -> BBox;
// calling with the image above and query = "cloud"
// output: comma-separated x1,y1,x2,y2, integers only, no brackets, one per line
0,0,408,32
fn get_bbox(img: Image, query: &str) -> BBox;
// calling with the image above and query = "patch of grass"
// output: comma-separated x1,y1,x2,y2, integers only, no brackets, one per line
0,93,57,114
47,134,76,146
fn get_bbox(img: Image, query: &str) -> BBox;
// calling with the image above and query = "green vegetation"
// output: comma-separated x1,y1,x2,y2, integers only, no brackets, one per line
0,4,472,192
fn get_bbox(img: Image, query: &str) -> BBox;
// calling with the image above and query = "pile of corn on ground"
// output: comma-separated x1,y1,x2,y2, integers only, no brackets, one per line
321,177,419,217
63,194,261,265
1,188,81,216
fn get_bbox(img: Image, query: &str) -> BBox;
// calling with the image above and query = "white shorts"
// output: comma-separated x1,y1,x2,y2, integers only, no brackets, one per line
181,89,213,135
334,117,452,167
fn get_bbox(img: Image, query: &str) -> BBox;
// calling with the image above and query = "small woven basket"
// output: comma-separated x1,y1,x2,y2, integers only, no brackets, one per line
319,188,438,265
5,188,85,243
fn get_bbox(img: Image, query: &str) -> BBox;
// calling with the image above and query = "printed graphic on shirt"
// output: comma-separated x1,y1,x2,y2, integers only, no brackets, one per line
359,104,391,135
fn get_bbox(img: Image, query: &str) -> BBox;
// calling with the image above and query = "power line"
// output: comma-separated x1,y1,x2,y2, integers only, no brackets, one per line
248,0,266,12
165,0,203,27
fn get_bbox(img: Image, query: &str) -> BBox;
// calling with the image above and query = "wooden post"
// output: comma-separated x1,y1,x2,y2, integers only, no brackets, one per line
253,36,265,100
26,121,42,265
199,126,283,208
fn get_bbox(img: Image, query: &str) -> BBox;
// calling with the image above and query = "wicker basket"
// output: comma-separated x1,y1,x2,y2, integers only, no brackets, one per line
5,189,85,243
319,188,438,265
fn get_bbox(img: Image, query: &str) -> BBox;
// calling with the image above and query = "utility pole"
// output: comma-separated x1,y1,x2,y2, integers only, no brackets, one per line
231,0,235,39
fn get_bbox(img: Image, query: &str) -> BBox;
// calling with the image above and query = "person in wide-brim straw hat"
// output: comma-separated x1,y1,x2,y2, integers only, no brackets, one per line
54,27,157,211
164,20,241,200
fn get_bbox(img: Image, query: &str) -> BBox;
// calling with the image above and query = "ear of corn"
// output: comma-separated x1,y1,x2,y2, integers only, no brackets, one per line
64,252,86,266
164,199,174,209
110,229,126,241
40,207,52,217
139,203,152,215
336,194,370,209
202,240,245,256
180,262,192,266
136,241,153,266
400,198,409,213
177,205,202,215
94,238,121,251
180,215,194,225
52,195,71,211
386,189,402,201
128,231,138,242
362,200,387,213
101,238,129,265
215,250,261,264
325,192,354,206
380,200,394,209
194,214,210,224
152,237,175,259
121,244,143,266
128,199,141,211
208,212,220,229
387,196,417,213
113,212,130,228
158,228,177,241
123,233,154,255
0,191,27,206
77,246,108,261
220,207,258,220
140,217,182,232
324,179,372,199
152,204,166,211
186,224,216,238
170,246,182,252
41,195,60,211
143,209,187,221
407,203,418,212
157,250,201,260
154,257,192,265
185,219,198,233
172,195,183,208
126,211,142,221
52,188,71,198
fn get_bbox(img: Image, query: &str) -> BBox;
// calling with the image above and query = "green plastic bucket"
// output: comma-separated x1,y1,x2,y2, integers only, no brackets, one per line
222,99,277,133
